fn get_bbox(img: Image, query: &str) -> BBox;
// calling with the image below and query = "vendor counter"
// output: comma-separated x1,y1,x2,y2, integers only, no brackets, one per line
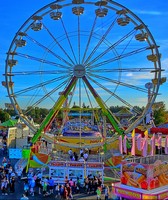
112,182,168,200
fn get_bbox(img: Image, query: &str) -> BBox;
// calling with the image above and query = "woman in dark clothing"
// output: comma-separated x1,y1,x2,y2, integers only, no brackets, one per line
88,178,93,194
74,152,78,161
10,176,15,193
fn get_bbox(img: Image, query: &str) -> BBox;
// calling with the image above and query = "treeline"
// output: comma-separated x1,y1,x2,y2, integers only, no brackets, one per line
0,103,168,126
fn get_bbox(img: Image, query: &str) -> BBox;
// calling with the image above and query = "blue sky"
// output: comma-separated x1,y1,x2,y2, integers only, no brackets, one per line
0,0,168,111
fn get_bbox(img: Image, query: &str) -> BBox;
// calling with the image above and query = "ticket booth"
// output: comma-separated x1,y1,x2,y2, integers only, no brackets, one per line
49,161,66,184
86,162,104,182
67,162,85,184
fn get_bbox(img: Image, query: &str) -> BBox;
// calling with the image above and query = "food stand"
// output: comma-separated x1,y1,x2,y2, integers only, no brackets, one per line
48,161,104,185
67,162,85,184
112,159,168,200
86,162,104,180
49,161,66,184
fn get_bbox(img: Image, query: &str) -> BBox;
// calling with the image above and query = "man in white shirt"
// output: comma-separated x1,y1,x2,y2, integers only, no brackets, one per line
83,153,88,161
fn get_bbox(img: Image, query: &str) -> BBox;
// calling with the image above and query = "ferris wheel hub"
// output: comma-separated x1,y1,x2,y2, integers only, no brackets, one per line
73,64,86,78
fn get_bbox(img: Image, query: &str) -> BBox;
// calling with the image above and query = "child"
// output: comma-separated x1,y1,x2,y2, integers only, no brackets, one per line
96,186,102,200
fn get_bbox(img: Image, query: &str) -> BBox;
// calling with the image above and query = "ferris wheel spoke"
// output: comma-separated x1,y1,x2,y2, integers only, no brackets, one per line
83,16,118,65
16,52,70,70
61,18,78,64
25,77,71,112
78,16,81,64
4,1,161,143
82,16,97,64
88,72,149,93
8,69,70,76
42,23,76,65
86,29,136,67
14,75,68,96
26,35,73,67
89,46,148,69
89,67,155,73
82,79,94,108
86,75,140,114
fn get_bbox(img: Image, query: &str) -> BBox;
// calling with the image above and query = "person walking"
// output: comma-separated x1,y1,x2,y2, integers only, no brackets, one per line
29,178,36,196
42,180,48,196
9,176,15,193
80,149,84,157
104,185,109,200
48,176,55,194
59,185,65,200
16,166,22,182
68,149,73,160
63,186,69,200
96,186,102,200
55,183,60,199
83,152,88,161
23,179,29,197
69,178,75,194
36,177,43,195
1,177,8,195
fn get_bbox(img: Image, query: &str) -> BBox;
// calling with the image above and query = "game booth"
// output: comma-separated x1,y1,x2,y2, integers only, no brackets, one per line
49,161,104,185
112,159,168,200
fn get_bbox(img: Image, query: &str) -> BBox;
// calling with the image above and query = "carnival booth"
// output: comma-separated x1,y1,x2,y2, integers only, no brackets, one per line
49,161,104,185
67,162,85,184
86,162,104,180
112,158,168,200
49,161,66,184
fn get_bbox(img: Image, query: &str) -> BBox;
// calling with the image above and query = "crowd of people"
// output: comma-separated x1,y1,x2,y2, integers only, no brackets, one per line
0,158,110,200
0,130,110,200
0,156,23,196
0,130,8,156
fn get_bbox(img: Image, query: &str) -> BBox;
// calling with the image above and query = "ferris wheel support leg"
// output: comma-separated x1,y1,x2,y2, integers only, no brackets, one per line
31,76,77,144
82,76,124,135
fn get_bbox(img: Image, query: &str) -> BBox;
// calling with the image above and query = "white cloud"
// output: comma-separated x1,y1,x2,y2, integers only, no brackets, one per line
133,10,162,16
126,73,133,77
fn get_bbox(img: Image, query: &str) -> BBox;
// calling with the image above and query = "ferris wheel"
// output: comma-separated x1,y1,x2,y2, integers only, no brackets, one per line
4,0,162,144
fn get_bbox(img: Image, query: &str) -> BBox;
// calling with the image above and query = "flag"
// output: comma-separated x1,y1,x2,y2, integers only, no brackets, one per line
142,137,148,157
123,135,127,154
165,136,168,154
150,134,155,156
144,130,148,138
137,134,142,151
131,129,135,138
119,135,123,154
131,129,136,156
157,135,162,149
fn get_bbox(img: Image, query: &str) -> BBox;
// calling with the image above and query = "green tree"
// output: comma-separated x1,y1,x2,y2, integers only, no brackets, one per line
153,104,168,126
0,109,10,122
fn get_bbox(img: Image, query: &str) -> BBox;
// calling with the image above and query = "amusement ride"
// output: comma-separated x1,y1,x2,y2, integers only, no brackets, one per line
3,1,167,198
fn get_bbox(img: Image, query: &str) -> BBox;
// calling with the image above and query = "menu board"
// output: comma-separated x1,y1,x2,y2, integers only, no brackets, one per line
68,169,84,182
